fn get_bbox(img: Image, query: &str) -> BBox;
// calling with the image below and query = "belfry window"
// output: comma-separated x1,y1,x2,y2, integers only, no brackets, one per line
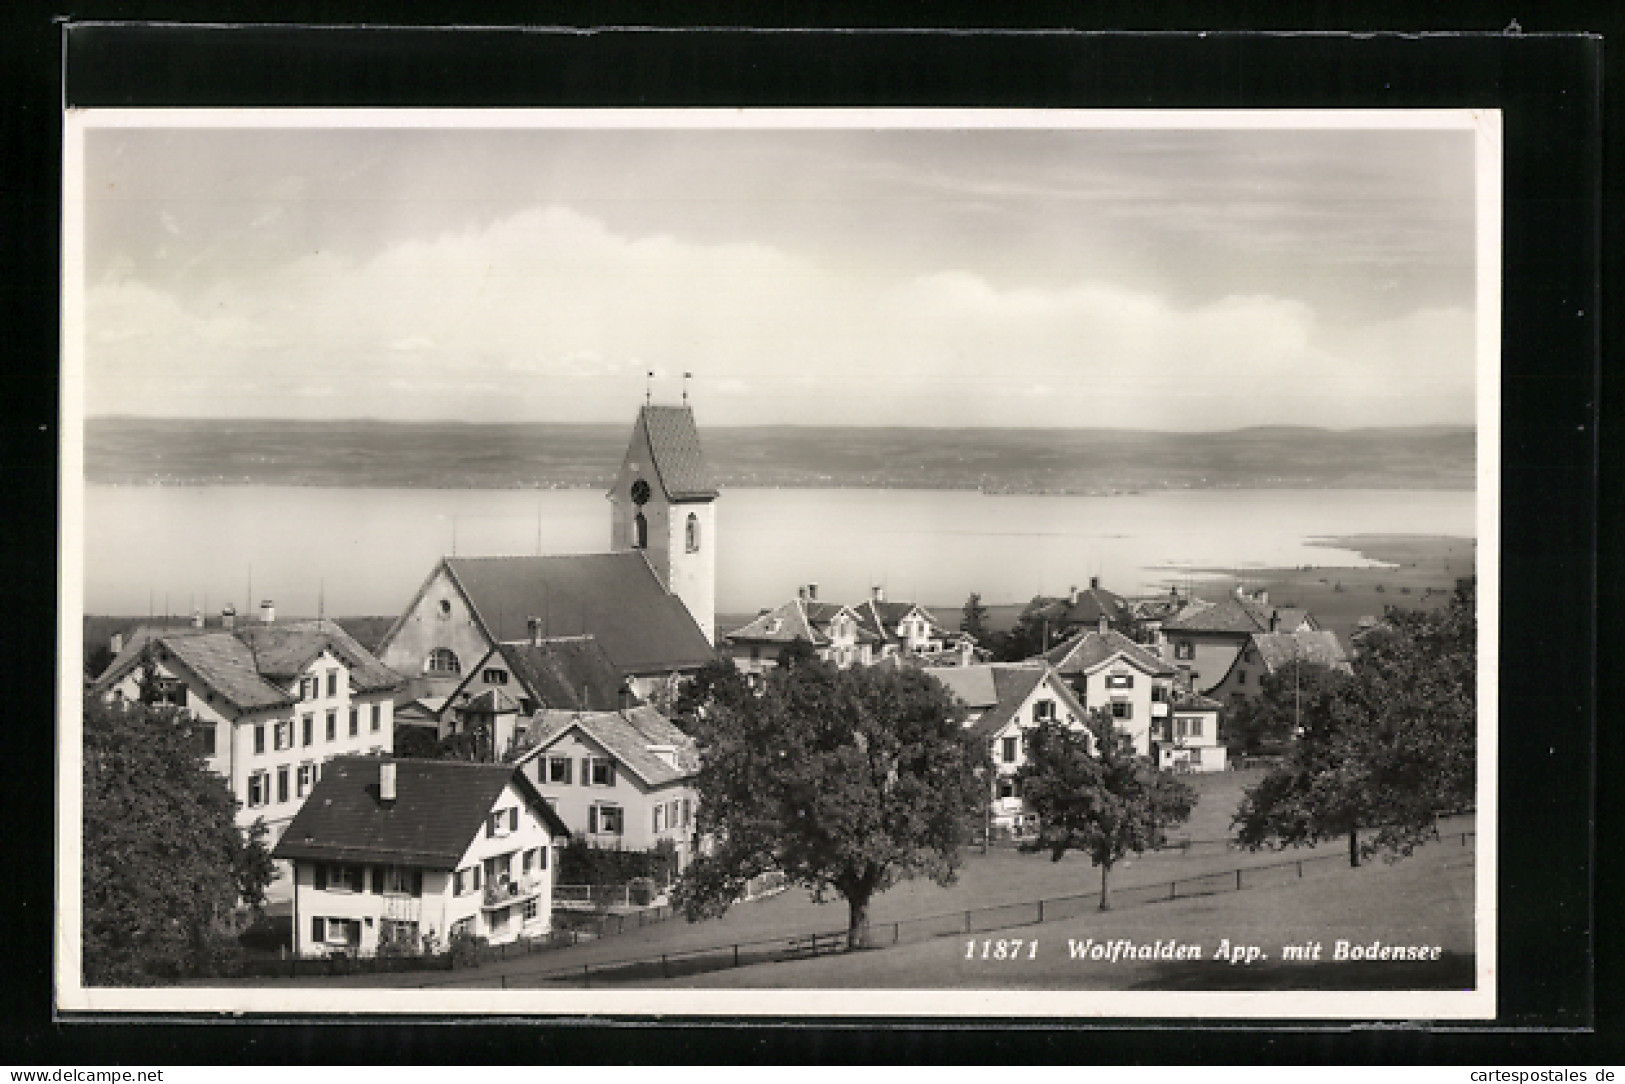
633,512,648,550
427,648,461,675
685,512,700,553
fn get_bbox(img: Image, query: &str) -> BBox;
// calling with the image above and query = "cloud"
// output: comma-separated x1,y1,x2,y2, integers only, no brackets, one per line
83,204,1475,428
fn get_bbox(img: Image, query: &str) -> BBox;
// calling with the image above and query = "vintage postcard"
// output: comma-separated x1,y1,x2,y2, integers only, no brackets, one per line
58,108,1499,1018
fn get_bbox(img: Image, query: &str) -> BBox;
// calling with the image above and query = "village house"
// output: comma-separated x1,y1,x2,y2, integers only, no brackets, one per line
1040,621,1177,759
432,634,633,760
1205,628,1353,705
1152,691,1228,773
376,403,720,706
924,662,1090,837
273,756,570,956
1161,586,1320,697
91,605,402,849
511,705,703,873
1018,577,1136,649
721,584,879,677
850,588,970,660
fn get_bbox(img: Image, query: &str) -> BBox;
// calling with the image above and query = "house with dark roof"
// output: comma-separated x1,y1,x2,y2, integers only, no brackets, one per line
1019,577,1136,642
1205,629,1352,706
434,635,634,758
273,756,570,956
1153,691,1228,773
924,662,1089,836
91,608,403,847
1041,623,1177,758
850,587,969,660
376,403,720,705
511,706,703,871
721,584,879,678
1161,586,1320,697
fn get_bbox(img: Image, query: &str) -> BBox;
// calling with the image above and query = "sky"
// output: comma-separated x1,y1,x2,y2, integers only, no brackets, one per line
77,117,1481,429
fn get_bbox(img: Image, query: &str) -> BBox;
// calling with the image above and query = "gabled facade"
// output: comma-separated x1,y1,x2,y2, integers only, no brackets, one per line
851,590,967,660
437,636,634,758
1020,577,1135,640
91,615,401,847
1042,625,1177,759
1205,629,1352,705
722,587,878,678
926,662,1091,835
274,757,570,955
512,706,703,870
1152,692,1227,773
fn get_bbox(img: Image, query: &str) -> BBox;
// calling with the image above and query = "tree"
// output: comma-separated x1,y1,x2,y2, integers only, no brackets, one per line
83,696,274,985
991,616,1051,663
1016,710,1196,910
1223,659,1350,757
670,656,754,732
959,592,990,644
674,653,989,949
1233,581,1476,867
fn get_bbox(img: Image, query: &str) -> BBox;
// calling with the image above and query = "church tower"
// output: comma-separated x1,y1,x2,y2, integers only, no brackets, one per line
608,403,719,644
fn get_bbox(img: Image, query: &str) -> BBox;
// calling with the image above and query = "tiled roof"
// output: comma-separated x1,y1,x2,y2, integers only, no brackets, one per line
1250,631,1352,674
640,405,718,501
494,637,629,712
1173,691,1225,712
464,688,521,713
1043,629,1174,676
925,663,1087,742
851,599,954,645
516,706,699,788
1164,595,1271,635
444,553,716,674
925,665,1000,709
91,620,402,712
272,756,569,868
1021,585,1131,627
725,599,822,645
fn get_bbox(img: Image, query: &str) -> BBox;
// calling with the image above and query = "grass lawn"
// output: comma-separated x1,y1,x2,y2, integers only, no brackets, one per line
651,838,1475,991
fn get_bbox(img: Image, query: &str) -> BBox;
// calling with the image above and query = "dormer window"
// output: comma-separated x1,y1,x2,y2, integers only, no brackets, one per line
326,670,339,698
685,512,700,553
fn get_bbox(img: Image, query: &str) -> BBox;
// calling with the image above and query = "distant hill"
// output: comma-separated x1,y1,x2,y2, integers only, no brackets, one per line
85,417,1474,493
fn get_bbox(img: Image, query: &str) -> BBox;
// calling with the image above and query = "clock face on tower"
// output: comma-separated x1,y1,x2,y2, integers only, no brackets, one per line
630,478,651,506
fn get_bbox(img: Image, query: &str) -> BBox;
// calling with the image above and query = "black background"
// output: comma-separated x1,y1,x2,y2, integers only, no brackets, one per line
3,2,1613,1066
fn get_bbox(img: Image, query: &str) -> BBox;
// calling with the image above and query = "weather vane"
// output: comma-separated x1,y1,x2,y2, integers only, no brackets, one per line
645,370,654,405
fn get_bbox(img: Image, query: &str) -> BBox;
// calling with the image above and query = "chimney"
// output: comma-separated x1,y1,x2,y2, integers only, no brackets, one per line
192,610,205,629
221,605,236,630
871,585,884,602
527,615,544,646
1090,576,1100,590
1269,609,1280,633
109,632,125,656
1257,590,1268,607
1098,614,1109,636
260,599,276,624
807,583,818,601
1068,584,1080,604
380,762,397,803
798,586,808,601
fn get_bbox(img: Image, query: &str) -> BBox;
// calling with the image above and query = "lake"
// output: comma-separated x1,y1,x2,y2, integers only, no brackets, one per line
79,485,1475,620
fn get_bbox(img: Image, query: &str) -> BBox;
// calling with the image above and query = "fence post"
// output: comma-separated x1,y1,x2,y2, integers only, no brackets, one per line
1169,880,1176,900
894,922,900,945
1235,868,1242,891
1297,860,1303,878
582,964,589,987
1038,899,1044,924
661,954,668,979
734,944,740,968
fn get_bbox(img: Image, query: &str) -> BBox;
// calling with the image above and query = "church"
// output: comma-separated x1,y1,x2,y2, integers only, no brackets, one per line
375,402,720,707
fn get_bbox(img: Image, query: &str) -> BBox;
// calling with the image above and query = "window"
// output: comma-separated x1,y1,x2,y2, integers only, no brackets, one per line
1111,701,1132,720
488,810,507,838
302,715,313,746
1033,699,1056,721
1001,736,1018,763
427,648,461,675
681,798,691,829
1106,673,1134,689
327,671,338,698
313,863,327,890
311,916,325,943
1237,670,1247,685
276,766,289,804
522,898,538,922
254,724,266,755
198,724,216,758
453,869,465,896
1151,685,1168,702
589,758,615,787
996,777,1018,800
297,762,314,797
1190,716,1203,737
588,804,624,835
247,771,268,808
633,512,648,549
384,867,422,897
370,704,381,732
330,865,363,893
522,848,534,874
326,710,337,741
438,599,452,617
273,720,291,751
348,708,358,737
1174,641,1194,661
653,804,666,833
548,757,573,785
686,512,700,553
483,668,509,685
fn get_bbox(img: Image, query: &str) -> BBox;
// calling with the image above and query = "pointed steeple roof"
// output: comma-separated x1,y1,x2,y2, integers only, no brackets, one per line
639,405,717,501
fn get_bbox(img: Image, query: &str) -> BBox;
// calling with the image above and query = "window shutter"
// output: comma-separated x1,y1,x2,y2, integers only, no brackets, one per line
487,813,496,837
313,863,326,891
588,805,599,834
606,762,616,787
510,807,519,833
312,917,325,943
581,757,591,785
453,870,463,896
371,866,384,895
473,866,482,890
411,870,423,897
538,845,547,870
